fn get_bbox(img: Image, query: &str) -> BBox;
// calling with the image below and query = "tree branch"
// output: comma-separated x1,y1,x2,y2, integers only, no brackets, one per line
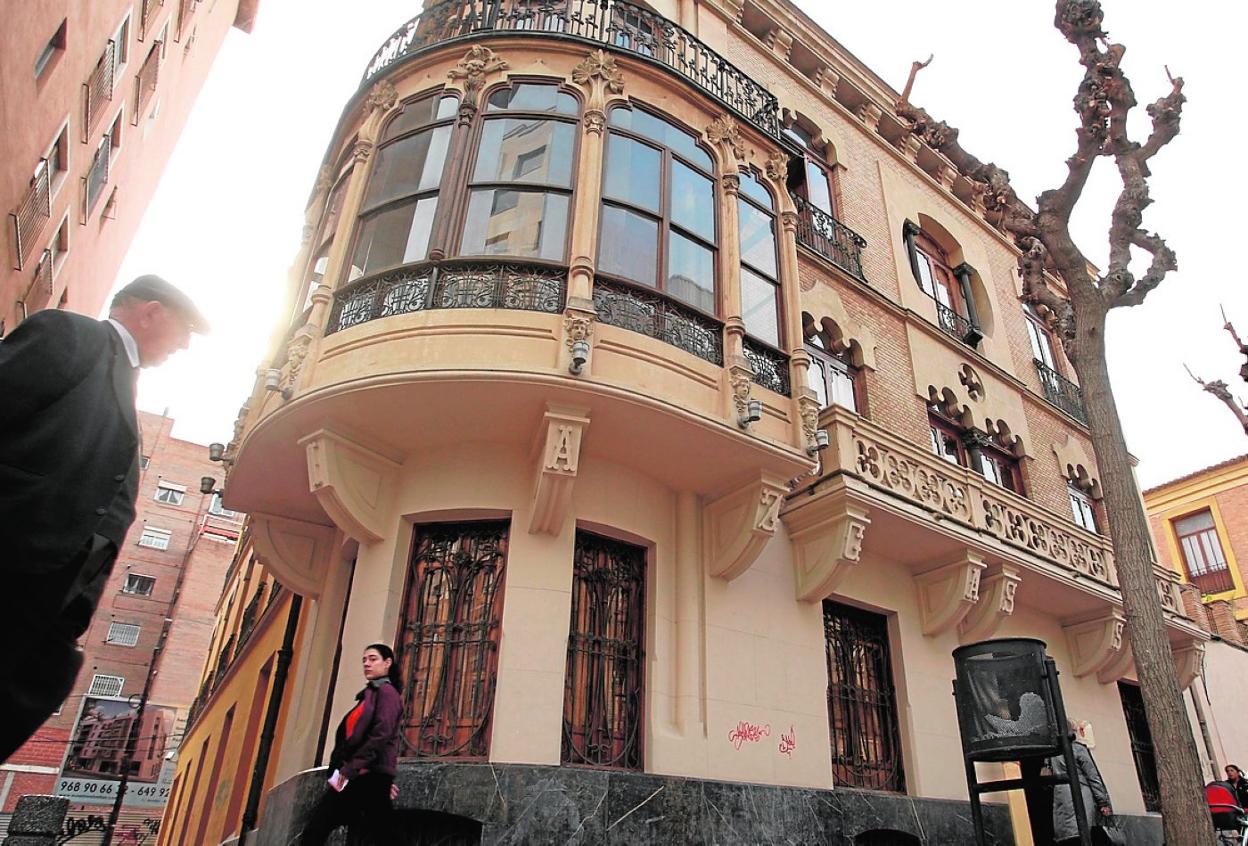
1186,365,1248,435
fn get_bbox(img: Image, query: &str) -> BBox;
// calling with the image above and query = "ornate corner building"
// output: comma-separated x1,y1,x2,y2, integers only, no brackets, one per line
160,2,1209,844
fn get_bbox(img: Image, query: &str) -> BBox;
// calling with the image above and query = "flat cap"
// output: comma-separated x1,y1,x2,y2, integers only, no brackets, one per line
117,274,209,333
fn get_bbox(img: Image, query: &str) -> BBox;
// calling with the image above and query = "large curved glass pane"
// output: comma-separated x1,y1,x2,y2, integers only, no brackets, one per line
364,126,450,209
671,161,715,243
461,189,569,260
599,205,658,286
740,267,779,346
487,83,578,115
348,197,438,280
609,106,712,172
604,134,660,213
382,97,441,141
474,119,575,187
738,199,777,278
739,170,773,209
667,232,714,313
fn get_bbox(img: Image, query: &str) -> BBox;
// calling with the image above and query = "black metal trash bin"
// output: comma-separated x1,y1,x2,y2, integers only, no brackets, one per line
953,637,1063,762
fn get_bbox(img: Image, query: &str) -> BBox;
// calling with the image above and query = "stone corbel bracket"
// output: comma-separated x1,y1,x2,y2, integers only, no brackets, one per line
299,428,402,545
958,565,1021,642
780,488,871,602
529,404,591,536
1172,640,1206,691
249,513,338,599
915,551,986,637
704,472,789,581
1063,610,1127,679
1096,640,1135,685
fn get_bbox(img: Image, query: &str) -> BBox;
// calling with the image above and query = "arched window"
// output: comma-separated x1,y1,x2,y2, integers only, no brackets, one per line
738,169,780,347
347,93,458,282
1024,304,1057,369
782,117,836,218
296,166,351,317
805,331,860,414
598,104,717,314
459,82,579,261
903,220,982,347
927,403,1023,495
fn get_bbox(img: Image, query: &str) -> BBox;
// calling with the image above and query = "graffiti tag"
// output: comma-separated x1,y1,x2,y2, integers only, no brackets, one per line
778,725,796,757
728,720,770,750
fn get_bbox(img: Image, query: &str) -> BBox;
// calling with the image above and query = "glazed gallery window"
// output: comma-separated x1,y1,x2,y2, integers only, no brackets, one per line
303,170,350,311
824,601,905,792
1174,509,1234,594
347,94,458,281
459,83,579,260
398,521,508,759
599,105,717,314
563,530,645,770
738,170,781,347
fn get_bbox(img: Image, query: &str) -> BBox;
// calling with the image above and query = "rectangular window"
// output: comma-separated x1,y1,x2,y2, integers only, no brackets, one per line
208,492,237,517
35,19,68,78
824,601,905,792
155,482,186,505
138,526,172,549
1174,509,1234,594
1069,486,1098,534
122,573,156,596
399,521,508,758
1119,682,1160,812
88,674,126,698
106,622,141,646
84,131,111,218
140,454,151,469
48,215,70,276
46,121,70,197
563,530,645,770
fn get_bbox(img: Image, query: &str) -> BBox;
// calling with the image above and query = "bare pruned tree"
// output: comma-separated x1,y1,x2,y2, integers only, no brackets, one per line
897,0,1212,841
1187,310,1248,434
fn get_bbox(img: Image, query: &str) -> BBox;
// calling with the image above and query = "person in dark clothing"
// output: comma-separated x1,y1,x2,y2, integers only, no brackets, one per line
1050,722,1113,846
299,643,405,846
0,276,206,764
1226,764,1248,809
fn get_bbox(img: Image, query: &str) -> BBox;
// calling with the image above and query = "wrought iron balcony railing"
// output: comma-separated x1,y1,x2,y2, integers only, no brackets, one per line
327,260,566,334
237,583,267,649
592,277,723,365
1034,359,1087,425
134,42,161,121
10,160,50,270
792,196,867,280
83,40,116,140
743,337,790,396
934,299,981,348
361,0,786,146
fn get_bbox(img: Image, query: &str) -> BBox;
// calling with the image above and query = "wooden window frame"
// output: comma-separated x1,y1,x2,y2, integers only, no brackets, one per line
1173,509,1233,594
805,337,863,415
738,168,783,349
1068,483,1099,534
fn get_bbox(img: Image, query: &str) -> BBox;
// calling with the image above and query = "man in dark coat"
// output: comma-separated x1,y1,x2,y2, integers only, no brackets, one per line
0,275,207,763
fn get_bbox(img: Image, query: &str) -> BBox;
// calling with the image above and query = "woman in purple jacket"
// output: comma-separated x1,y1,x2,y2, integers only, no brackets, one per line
299,643,404,845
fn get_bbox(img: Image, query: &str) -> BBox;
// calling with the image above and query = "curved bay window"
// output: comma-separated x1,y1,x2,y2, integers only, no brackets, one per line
563,530,645,770
928,405,1023,495
348,94,458,282
599,104,717,314
738,170,781,347
459,83,579,261
397,521,508,759
298,167,351,317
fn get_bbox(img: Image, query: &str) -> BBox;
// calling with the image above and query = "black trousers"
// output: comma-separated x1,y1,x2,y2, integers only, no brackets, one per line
298,772,398,845
0,534,117,764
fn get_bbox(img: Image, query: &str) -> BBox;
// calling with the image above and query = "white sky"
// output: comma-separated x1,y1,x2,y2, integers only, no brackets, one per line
114,0,1248,490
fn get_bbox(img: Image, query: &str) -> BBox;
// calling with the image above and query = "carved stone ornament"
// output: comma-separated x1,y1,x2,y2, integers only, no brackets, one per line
958,363,985,402
781,484,870,602
706,114,746,169
1172,640,1205,691
584,109,606,135
764,149,789,184
351,140,374,163
448,44,509,105
529,405,590,535
799,391,820,449
730,365,752,421
572,49,624,114
856,101,883,132
299,427,402,545
365,79,398,114
704,472,790,581
249,512,337,598
958,566,1021,642
563,312,594,348
914,551,986,637
1063,610,1128,679
281,331,312,394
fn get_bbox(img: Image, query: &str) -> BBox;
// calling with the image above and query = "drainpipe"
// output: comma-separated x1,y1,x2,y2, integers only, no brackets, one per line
236,593,302,846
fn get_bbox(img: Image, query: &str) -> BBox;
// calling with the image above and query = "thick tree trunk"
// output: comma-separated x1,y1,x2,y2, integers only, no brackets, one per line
1069,313,1214,845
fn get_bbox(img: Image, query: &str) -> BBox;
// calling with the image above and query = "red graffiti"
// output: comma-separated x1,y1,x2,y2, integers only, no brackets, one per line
728,720,770,750
778,725,796,757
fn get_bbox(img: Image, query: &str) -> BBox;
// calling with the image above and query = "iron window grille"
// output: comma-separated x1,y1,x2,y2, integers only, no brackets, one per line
1118,682,1161,812
83,40,117,140
563,530,645,770
106,622,141,646
10,159,51,270
824,601,905,792
88,674,126,698
398,521,509,759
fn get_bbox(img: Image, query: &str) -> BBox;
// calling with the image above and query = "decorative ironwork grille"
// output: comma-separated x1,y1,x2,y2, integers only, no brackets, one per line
84,136,111,219
1034,359,1088,425
563,530,645,770
1118,682,1161,812
360,0,787,147
398,521,508,759
327,261,565,334
934,300,978,348
824,601,905,792
793,196,867,280
83,41,116,140
237,582,267,649
743,337,791,396
134,43,161,122
11,160,50,270
592,278,723,365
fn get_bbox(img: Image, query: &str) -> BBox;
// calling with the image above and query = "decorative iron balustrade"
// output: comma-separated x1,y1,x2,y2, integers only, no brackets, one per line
213,635,234,686
934,299,980,347
236,583,267,649
792,197,867,280
1033,359,1087,425
563,530,645,770
134,43,161,121
83,40,116,140
743,337,790,396
361,0,786,145
592,278,723,365
10,160,50,270
327,261,566,334
84,135,111,218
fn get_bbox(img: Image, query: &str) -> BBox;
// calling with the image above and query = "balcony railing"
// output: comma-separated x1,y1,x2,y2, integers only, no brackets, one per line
593,277,723,365
237,583,267,649
84,137,111,218
361,0,787,146
177,0,198,42
83,41,116,140
1034,359,1087,425
134,43,161,121
31,250,53,301
10,160,50,270
934,300,981,348
792,197,867,280
327,260,566,334
743,337,790,396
